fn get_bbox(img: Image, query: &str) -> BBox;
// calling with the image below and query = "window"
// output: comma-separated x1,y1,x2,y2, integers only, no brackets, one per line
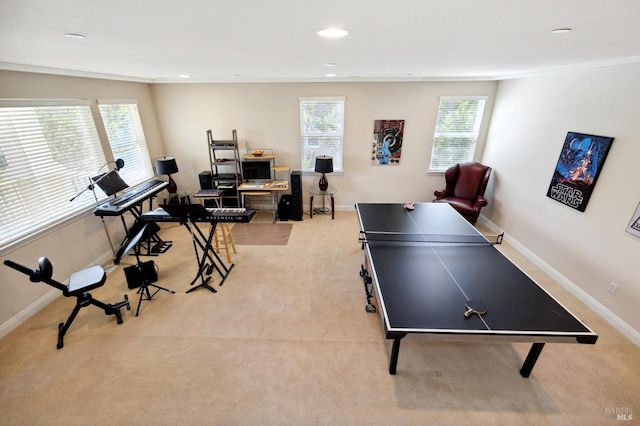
429,96,487,172
98,101,154,187
299,97,345,173
0,100,107,249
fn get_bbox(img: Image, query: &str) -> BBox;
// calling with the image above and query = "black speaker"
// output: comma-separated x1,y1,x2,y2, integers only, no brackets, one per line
199,171,213,190
123,261,158,289
291,170,303,221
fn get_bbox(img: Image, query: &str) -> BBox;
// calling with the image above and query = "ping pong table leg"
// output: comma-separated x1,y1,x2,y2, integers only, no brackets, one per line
520,342,545,378
389,338,402,375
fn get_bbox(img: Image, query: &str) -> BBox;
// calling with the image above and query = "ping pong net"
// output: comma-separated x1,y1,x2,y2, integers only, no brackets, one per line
359,230,503,245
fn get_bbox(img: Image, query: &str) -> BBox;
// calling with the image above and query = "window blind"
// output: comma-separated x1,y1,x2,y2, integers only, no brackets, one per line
0,101,107,249
98,101,154,187
299,97,345,172
429,96,487,172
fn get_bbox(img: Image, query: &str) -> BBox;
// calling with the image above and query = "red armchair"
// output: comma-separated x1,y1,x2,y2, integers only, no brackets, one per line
433,162,492,225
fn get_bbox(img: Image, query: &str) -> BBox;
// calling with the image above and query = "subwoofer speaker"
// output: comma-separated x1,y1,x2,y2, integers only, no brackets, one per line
199,171,212,190
291,170,303,221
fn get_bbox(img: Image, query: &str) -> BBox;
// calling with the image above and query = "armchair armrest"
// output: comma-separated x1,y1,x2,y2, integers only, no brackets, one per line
474,195,488,210
434,188,450,200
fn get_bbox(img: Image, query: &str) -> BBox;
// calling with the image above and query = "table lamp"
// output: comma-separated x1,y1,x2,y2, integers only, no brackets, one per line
156,156,179,194
314,155,333,191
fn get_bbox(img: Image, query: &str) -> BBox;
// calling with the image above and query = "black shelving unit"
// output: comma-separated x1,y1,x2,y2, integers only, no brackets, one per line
207,129,241,207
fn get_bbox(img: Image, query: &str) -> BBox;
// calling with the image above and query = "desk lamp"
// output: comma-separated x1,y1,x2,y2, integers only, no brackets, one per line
314,155,333,191
156,157,179,194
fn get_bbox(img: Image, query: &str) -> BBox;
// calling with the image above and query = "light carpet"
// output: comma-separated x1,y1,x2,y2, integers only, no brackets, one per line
0,211,638,425
230,222,293,245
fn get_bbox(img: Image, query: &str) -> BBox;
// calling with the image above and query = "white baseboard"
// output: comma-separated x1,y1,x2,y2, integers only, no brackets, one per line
0,288,59,340
0,250,115,340
478,215,640,346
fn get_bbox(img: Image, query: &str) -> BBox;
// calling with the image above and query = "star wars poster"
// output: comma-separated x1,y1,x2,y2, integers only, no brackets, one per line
546,132,614,212
371,120,404,165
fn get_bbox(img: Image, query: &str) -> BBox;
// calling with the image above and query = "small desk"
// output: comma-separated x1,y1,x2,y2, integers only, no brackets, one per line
238,181,289,222
309,186,336,219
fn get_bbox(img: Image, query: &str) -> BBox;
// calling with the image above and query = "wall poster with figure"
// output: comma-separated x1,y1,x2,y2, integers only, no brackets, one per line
546,131,614,212
626,202,640,238
371,120,404,165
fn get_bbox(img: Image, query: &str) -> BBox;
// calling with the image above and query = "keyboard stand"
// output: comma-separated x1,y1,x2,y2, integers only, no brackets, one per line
183,218,234,294
113,196,171,263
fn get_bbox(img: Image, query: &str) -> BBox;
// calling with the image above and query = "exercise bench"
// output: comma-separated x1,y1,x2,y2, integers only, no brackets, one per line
3,257,130,349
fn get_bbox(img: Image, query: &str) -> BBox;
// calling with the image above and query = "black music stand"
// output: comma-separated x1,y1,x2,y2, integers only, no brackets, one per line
160,204,233,294
120,224,175,316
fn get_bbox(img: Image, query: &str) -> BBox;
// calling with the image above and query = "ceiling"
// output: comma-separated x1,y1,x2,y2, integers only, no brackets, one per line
1,0,640,83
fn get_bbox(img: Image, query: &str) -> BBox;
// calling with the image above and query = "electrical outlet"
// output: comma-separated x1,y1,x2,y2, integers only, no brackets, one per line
608,282,618,294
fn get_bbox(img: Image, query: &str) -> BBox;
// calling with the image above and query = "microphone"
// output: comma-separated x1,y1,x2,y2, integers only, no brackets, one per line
115,158,125,171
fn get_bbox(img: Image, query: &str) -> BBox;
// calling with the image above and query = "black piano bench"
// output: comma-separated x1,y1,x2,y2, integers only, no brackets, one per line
3,257,130,349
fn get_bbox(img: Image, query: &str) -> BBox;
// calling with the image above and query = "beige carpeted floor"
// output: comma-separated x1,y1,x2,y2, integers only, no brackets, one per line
0,211,638,425
231,223,293,245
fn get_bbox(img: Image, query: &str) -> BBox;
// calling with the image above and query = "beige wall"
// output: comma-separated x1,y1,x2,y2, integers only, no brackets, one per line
482,64,640,338
150,81,497,207
0,71,165,331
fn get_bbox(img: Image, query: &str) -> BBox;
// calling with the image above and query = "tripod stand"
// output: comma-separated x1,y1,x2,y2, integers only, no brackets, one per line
120,223,175,316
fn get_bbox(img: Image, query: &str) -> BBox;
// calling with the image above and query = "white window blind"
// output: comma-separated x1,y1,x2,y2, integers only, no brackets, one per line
0,100,107,249
98,101,154,187
299,97,345,172
429,96,487,172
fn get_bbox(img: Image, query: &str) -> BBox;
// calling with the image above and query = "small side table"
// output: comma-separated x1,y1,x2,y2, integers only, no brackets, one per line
309,186,336,219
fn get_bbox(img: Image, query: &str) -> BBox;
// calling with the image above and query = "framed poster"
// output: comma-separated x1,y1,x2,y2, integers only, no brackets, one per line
626,202,640,238
546,132,614,212
371,120,404,165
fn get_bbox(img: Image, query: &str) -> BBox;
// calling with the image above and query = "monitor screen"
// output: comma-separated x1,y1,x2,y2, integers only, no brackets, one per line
241,161,272,181
93,169,129,196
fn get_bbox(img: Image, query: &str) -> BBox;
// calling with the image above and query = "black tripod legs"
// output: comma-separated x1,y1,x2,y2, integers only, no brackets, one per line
135,282,175,316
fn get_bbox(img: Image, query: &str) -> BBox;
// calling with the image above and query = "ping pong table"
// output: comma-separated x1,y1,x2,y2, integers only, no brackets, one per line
356,202,597,377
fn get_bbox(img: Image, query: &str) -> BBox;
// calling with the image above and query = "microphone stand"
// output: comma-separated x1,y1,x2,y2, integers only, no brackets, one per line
69,169,119,264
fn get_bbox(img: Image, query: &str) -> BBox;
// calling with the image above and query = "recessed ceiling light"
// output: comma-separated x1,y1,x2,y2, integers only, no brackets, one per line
325,73,337,77
317,28,349,38
324,63,338,67
551,28,572,34
64,33,85,39
178,74,190,79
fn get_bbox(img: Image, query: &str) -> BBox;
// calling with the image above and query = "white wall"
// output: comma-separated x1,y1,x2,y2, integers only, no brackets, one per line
482,64,640,336
150,81,497,207
0,71,166,332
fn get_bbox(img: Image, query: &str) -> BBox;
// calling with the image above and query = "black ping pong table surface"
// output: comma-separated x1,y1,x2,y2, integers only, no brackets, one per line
356,202,597,377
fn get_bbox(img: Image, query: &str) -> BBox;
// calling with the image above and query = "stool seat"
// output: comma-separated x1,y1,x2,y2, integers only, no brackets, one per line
67,265,107,295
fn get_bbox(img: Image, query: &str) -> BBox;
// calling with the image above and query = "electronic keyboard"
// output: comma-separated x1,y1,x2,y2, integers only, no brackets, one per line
94,179,168,216
141,207,256,223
